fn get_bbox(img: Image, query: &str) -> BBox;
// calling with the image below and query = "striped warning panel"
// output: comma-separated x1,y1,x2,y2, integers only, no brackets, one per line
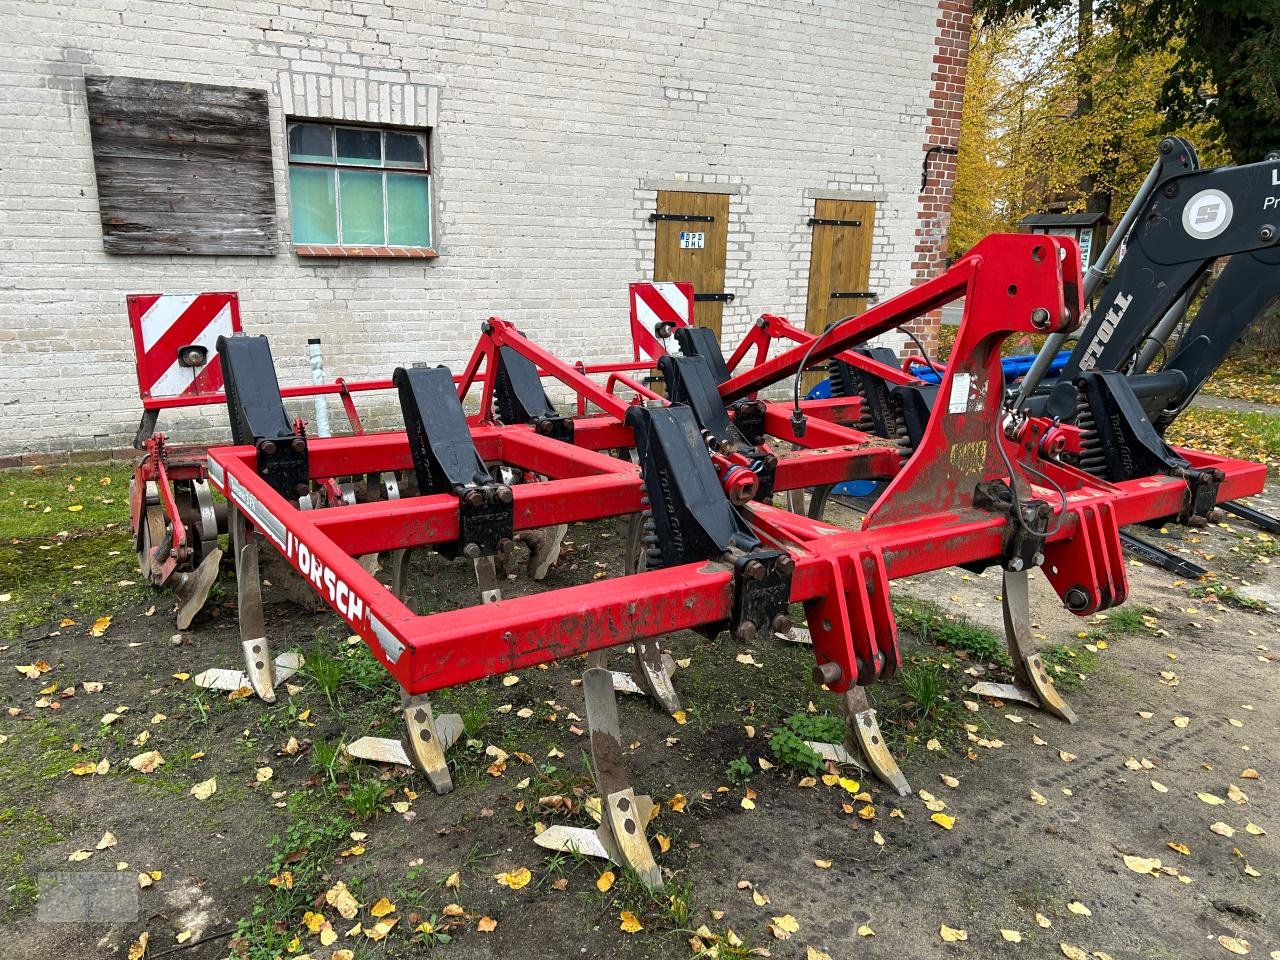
127,292,243,402
628,281,693,360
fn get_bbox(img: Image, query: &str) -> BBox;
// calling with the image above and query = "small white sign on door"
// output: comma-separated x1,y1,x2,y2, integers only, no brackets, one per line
679,231,705,249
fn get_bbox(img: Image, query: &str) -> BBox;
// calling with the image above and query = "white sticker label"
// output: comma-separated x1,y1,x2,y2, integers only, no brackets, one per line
679,231,705,249
948,372,972,414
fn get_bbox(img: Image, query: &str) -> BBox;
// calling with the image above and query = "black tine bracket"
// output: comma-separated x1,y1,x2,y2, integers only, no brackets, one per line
730,550,795,644
973,479,1050,573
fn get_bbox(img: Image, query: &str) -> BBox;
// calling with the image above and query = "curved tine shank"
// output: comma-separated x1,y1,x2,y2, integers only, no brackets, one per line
583,667,663,890
841,685,912,796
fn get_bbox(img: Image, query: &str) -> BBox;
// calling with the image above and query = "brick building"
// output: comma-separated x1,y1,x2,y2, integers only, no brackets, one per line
0,0,971,461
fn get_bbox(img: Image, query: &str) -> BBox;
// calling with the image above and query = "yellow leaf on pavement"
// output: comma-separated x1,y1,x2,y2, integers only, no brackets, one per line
619,910,643,933
369,897,396,918
669,793,687,812
1198,792,1226,806
1210,822,1236,838
930,812,956,830
189,777,217,800
858,924,875,937
1217,936,1251,955
1123,855,1162,875
126,933,149,960
1061,944,1089,960
806,948,833,960
477,916,498,932
813,859,832,869
1001,929,1023,942
90,616,111,637
445,871,460,889
495,866,532,890
939,924,968,942
1067,901,1091,916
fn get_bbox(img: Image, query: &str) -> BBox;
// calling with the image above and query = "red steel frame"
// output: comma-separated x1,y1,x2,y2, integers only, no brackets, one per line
203,234,1267,698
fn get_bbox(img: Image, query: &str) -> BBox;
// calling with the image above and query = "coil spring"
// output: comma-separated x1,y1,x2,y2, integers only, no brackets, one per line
888,396,915,466
827,358,878,433
1073,387,1107,477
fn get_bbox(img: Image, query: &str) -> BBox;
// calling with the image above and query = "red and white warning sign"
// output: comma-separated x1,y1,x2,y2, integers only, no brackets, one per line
127,292,243,403
628,281,693,360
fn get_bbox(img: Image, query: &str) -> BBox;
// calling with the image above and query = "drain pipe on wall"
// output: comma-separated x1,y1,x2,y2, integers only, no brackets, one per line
307,338,332,438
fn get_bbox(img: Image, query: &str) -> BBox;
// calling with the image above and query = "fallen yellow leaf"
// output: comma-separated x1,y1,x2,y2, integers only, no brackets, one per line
1217,936,1251,955
930,812,956,830
495,866,532,890
596,870,615,893
189,777,217,800
369,897,396,918
813,859,832,869
1123,854,1161,875
1001,929,1023,943
619,910,643,933
1061,944,1089,960
477,916,497,933
90,616,111,637
1067,900,1091,916
939,924,968,942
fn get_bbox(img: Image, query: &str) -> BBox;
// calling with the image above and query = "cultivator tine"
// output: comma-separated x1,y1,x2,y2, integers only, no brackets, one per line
537,667,663,889
401,693,459,794
173,547,223,630
603,515,684,715
240,637,278,701
233,505,274,702
629,640,681,714
194,506,302,700
969,569,1078,724
474,556,503,604
389,548,413,604
343,693,463,793
840,685,912,796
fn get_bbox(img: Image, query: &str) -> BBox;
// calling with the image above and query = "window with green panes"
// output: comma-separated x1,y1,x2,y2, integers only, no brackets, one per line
286,121,432,249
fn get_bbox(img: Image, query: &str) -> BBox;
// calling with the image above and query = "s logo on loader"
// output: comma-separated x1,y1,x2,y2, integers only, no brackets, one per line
1181,188,1233,240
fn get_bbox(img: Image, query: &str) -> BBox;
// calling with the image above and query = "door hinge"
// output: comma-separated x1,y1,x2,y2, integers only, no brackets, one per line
807,217,862,228
649,213,715,223
694,292,735,303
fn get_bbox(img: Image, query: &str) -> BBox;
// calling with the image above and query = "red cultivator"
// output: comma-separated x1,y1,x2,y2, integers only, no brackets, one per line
188,234,1262,888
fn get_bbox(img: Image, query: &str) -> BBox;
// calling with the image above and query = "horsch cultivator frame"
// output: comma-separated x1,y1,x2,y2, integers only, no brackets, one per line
197,234,1263,888
125,291,675,630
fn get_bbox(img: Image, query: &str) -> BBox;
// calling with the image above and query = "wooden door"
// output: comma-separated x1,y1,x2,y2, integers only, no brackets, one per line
652,191,731,339
804,199,877,389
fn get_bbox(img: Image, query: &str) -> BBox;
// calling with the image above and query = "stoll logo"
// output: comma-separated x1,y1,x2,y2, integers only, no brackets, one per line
1078,292,1133,371
1181,188,1233,240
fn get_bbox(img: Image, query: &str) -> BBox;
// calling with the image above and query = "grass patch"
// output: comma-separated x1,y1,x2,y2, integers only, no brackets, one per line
0,464,148,638
1188,583,1269,612
1200,350,1280,406
1166,408,1280,476
1040,643,1099,692
893,597,1009,666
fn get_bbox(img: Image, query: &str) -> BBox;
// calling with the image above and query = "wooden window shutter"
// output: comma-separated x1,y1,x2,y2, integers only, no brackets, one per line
85,75,278,255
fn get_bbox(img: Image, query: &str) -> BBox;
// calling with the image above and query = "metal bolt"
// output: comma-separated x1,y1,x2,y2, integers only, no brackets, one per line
772,613,793,634
743,560,766,581
1032,552,1045,567
775,555,795,577
537,419,553,434
480,320,493,334
462,542,482,559
735,620,758,643
1162,182,1179,198
1159,138,1174,154
1030,307,1051,330
258,440,277,456
1260,224,1277,243
462,489,485,508
291,437,306,453
1008,557,1024,572
812,661,842,686
495,485,514,505
497,537,515,555
1064,587,1089,611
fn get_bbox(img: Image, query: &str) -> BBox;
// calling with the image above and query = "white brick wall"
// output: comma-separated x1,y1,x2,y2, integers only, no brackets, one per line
0,0,938,457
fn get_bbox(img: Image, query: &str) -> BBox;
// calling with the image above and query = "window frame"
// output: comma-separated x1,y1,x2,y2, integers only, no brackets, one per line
285,119,437,259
